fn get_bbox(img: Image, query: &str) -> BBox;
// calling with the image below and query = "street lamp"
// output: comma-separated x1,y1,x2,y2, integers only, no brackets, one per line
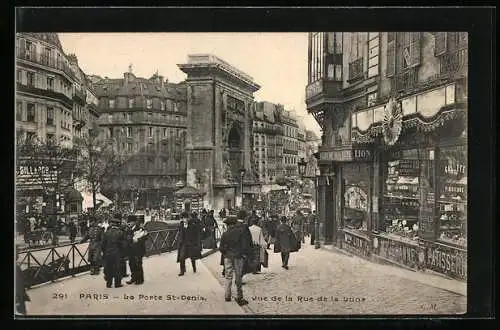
239,168,246,208
298,155,321,249
298,158,307,177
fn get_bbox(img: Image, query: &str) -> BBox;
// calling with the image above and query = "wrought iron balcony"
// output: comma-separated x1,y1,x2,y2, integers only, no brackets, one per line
16,47,75,80
254,126,278,135
440,49,468,77
73,88,86,104
305,78,342,104
391,67,419,93
17,83,73,109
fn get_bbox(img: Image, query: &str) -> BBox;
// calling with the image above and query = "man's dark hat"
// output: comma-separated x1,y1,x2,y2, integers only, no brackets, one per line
237,210,247,220
223,215,238,225
114,213,122,220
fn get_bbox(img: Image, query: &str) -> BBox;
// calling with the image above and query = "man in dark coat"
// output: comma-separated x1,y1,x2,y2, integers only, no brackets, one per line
118,215,131,278
101,218,126,288
310,211,317,245
219,215,252,306
126,217,148,285
292,210,306,244
80,217,104,275
177,212,202,276
274,216,299,270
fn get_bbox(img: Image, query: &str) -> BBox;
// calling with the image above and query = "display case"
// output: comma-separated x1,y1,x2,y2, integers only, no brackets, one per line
437,146,467,247
382,153,421,240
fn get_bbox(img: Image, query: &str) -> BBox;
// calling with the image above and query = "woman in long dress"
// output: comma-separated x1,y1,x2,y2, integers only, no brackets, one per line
248,217,267,274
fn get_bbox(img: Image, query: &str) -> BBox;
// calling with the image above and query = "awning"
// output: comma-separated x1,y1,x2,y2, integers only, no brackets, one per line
261,184,288,194
81,191,113,210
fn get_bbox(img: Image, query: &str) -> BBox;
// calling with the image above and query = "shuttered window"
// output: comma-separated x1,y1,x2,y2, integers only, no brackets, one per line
386,37,396,77
408,32,421,67
434,32,447,56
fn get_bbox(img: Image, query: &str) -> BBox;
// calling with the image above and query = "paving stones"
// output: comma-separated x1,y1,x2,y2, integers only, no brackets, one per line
202,243,466,315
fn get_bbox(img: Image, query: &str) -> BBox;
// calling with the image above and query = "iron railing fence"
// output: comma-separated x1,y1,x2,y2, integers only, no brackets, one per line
18,225,226,288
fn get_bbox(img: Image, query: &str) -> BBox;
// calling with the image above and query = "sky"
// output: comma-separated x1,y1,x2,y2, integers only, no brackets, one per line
58,33,321,135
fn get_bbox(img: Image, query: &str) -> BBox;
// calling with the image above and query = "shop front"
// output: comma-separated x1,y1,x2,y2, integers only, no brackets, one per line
343,81,467,281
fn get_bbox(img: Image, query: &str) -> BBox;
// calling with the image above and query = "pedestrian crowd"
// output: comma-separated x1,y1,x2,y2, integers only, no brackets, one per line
15,205,318,314
217,208,318,306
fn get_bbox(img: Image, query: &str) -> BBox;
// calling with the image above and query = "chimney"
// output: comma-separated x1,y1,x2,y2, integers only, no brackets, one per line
158,75,164,88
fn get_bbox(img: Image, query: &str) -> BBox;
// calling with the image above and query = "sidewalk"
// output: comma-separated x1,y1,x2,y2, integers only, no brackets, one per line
321,244,466,296
25,252,246,316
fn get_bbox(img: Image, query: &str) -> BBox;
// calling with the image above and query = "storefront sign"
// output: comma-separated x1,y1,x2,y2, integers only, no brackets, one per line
320,149,372,162
426,244,467,280
377,236,424,269
341,231,371,257
16,165,58,186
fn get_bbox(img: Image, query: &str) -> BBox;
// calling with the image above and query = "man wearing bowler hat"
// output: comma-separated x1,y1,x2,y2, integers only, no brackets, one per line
101,217,126,288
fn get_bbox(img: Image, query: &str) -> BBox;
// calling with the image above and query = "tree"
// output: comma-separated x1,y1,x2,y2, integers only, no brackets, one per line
16,133,76,215
73,127,128,213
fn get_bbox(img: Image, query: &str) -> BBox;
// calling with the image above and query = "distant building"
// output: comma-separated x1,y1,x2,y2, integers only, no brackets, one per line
93,70,188,208
16,33,75,147
253,101,284,184
67,54,99,139
296,120,307,162
280,109,299,177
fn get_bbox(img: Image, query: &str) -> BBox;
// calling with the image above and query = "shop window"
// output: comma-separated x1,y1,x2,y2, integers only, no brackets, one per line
342,164,370,231
381,149,422,239
437,146,467,247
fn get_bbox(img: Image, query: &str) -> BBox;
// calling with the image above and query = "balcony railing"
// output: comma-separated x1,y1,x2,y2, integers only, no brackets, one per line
254,126,278,135
73,88,86,104
16,47,75,80
17,83,73,109
348,58,364,82
391,67,419,92
440,49,468,77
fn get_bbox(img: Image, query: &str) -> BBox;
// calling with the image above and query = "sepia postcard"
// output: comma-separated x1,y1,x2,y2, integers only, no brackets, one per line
14,8,479,318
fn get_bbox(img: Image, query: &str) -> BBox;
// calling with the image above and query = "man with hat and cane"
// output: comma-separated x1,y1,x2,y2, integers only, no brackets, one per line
101,216,126,288
126,215,148,285
219,214,252,306
80,216,104,275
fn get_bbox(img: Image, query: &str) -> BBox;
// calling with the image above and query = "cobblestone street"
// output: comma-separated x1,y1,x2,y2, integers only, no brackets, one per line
203,241,466,315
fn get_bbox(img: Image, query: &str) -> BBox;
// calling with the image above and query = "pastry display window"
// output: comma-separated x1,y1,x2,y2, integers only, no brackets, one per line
381,149,422,240
437,146,467,247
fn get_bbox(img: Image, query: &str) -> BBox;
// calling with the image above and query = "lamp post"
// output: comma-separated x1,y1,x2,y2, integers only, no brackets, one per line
298,157,321,249
239,168,246,208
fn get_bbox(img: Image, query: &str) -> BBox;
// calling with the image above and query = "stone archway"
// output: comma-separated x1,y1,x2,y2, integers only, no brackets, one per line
227,123,243,182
